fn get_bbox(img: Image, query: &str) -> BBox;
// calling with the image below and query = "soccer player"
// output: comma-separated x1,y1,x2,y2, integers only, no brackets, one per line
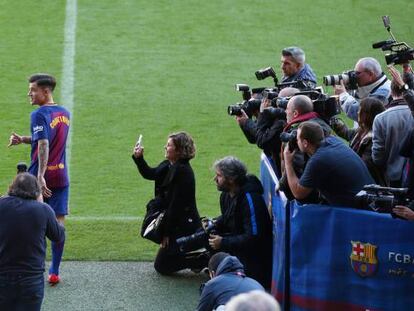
8,73,70,285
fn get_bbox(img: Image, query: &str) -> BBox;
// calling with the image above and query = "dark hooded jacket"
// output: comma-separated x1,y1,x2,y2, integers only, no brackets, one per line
196,256,264,311
214,175,272,289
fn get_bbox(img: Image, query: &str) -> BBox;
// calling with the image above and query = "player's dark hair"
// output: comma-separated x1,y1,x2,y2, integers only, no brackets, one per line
28,73,57,91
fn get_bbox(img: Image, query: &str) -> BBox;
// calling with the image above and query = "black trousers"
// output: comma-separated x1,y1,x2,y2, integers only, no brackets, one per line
154,241,209,275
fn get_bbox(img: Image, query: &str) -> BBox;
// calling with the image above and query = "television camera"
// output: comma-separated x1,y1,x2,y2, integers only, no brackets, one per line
355,184,411,218
372,15,414,65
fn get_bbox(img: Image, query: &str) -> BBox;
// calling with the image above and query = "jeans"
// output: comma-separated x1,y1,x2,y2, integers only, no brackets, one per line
0,273,44,311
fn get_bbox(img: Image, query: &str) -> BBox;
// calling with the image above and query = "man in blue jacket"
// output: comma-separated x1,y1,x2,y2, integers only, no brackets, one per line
280,46,317,88
208,156,272,290
196,252,264,311
0,173,65,311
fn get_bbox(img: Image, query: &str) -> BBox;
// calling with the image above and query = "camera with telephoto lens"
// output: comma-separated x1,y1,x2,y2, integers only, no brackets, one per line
16,162,28,174
355,184,411,219
323,70,358,90
176,218,216,253
280,129,298,152
227,98,262,118
372,15,414,65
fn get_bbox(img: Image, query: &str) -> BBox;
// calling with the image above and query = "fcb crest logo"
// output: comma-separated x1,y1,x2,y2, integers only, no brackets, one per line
350,241,378,277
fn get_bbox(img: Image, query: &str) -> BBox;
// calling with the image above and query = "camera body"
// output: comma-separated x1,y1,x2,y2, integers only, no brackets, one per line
373,40,414,65
235,83,252,101
280,129,298,152
355,184,411,218
176,219,216,253
372,16,414,65
228,98,262,117
272,90,341,122
323,70,358,90
255,67,277,81
16,162,28,174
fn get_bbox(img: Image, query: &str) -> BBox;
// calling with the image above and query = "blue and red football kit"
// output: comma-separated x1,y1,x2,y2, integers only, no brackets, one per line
29,105,70,189
28,104,70,278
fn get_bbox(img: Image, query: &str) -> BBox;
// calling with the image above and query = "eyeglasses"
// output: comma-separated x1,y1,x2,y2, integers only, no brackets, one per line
355,70,366,76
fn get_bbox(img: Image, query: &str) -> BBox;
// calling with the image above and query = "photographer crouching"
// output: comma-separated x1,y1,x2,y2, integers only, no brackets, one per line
180,157,272,290
283,121,374,208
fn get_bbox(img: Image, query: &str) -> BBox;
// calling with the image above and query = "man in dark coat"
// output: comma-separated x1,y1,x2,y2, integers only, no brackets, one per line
196,252,264,311
0,173,65,310
209,156,273,290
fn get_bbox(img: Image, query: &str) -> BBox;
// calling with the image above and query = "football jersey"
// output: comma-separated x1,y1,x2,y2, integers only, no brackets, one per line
28,105,70,188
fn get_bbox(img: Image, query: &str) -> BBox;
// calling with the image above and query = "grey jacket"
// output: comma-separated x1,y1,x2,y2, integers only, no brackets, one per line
372,100,413,182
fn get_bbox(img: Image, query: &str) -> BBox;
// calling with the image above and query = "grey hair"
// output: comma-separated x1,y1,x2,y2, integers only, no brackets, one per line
213,156,247,185
357,57,382,77
225,290,281,311
282,46,305,65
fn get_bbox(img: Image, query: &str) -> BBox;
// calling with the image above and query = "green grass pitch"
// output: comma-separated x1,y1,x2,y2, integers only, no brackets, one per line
0,0,413,260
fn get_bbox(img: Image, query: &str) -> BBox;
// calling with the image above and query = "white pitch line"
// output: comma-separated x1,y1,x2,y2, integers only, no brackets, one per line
67,216,143,221
61,0,77,173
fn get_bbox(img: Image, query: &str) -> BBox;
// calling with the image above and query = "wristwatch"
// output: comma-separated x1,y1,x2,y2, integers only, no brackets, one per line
401,84,409,91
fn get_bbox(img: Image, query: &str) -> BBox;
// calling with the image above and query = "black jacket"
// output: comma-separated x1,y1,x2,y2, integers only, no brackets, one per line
214,175,272,289
239,118,258,144
0,196,65,275
133,156,201,238
196,256,264,311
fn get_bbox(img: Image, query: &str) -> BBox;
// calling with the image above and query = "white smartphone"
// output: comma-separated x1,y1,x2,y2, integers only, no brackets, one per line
136,134,143,147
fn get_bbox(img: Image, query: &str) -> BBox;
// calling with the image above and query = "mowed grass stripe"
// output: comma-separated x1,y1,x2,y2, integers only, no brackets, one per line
62,219,158,261
68,215,142,221
61,0,78,173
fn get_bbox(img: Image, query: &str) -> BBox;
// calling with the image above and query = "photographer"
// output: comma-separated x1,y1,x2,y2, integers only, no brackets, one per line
334,57,391,121
279,95,331,202
196,252,264,311
284,121,374,208
389,64,414,199
255,87,298,176
280,46,317,88
0,173,65,310
235,91,263,144
208,156,272,290
372,73,413,187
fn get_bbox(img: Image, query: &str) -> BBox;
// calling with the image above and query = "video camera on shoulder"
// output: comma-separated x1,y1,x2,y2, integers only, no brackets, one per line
355,184,411,218
270,89,341,122
372,16,414,65
176,218,217,253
